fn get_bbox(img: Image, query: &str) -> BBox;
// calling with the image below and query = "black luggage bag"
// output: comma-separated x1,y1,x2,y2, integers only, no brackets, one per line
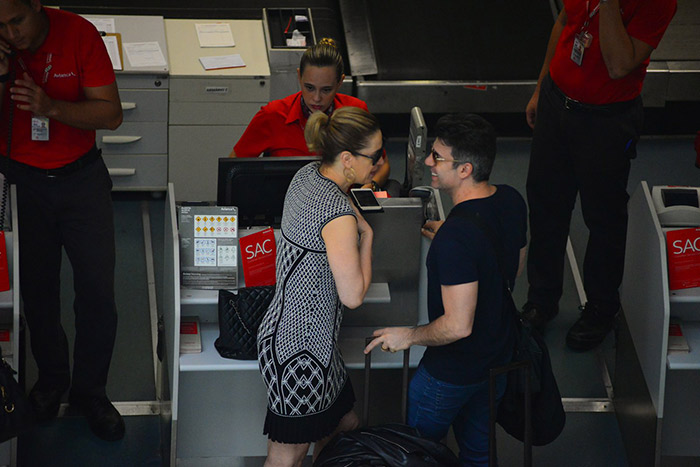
313,340,459,467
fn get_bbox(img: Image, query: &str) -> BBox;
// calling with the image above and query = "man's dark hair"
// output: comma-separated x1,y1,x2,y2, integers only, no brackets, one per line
434,113,496,183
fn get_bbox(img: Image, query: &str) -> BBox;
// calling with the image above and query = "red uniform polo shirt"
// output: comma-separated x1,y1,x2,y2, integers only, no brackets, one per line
549,0,676,105
234,92,370,158
0,8,116,169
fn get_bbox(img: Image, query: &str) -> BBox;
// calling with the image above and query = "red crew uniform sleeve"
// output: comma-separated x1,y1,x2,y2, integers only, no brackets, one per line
79,19,116,88
626,0,677,49
234,106,274,158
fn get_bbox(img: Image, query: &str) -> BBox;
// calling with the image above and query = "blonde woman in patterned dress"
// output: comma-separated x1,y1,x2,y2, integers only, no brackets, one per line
257,106,384,467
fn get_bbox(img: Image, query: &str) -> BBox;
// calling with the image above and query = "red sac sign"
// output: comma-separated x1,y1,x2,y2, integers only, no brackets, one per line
239,228,277,287
666,227,700,290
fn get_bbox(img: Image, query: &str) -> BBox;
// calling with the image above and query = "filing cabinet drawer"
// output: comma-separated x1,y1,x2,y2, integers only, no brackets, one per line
104,153,167,191
168,101,264,125
116,75,169,90
97,122,167,155
119,89,168,122
170,77,269,103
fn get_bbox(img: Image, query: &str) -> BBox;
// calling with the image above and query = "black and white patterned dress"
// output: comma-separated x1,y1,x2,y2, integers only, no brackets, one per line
257,162,356,443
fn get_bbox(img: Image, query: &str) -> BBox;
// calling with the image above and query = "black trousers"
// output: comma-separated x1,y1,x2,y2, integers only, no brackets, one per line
12,154,117,398
526,75,643,313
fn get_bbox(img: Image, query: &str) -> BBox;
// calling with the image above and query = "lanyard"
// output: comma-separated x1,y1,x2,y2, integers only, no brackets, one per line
16,53,53,85
582,1,601,31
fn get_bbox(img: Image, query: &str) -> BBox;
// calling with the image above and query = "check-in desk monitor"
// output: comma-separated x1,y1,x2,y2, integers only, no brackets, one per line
217,156,320,228
651,185,700,227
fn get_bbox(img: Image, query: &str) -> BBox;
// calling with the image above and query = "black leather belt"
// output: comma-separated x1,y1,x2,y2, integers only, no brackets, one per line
549,78,639,115
11,146,101,178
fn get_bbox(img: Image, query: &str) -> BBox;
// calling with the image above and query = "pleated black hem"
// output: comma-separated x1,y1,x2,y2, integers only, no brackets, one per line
263,379,356,444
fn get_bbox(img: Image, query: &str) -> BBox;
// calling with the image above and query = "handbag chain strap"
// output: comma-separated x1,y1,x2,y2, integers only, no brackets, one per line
229,299,253,336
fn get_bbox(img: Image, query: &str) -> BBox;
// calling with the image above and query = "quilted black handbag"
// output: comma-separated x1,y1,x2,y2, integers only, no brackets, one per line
0,350,34,443
215,285,275,360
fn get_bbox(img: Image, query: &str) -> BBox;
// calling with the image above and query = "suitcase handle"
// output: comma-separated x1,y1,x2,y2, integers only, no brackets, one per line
363,336,410,426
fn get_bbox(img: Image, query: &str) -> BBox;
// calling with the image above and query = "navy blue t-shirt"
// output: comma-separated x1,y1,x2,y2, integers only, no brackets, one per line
421,184,527,385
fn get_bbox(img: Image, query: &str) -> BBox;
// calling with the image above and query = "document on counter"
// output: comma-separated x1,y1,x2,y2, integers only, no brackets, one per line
196,23,235,47
85,17,116,34
124,42,167,68
199,54,246,71
102,35,122,71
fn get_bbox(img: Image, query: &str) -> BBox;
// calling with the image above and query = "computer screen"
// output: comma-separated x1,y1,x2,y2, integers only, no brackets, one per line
217,156,321,228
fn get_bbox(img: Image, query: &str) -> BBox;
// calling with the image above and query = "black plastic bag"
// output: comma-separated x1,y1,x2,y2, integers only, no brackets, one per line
313,423,459,467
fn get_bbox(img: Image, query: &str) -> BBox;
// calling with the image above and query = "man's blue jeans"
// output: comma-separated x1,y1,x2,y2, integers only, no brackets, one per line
407,364,506,466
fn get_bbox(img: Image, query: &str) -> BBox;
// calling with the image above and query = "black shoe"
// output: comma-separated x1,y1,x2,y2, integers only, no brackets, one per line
521,301,559,330
70,395,125,441
566,303,620,351
28,384,65,422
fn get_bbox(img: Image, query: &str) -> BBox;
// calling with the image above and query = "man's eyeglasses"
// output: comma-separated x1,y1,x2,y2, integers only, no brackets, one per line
352,146,384,166
428,147,467,165
428,147,450,163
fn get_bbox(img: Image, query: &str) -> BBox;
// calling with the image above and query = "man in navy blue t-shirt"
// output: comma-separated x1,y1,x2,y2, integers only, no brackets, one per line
365,114,527,466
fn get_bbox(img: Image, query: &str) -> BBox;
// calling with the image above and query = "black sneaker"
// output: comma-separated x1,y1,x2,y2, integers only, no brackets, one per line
566,303,620,351
521,301,559,330
28,384,65,422
70,395,125,441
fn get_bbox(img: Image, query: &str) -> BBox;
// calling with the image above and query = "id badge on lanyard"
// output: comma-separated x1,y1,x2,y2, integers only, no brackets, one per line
18,54,52,141
571,1,599,66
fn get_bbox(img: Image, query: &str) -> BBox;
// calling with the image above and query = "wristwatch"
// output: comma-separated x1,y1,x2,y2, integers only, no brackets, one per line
370,180,380,191
0,73,10,83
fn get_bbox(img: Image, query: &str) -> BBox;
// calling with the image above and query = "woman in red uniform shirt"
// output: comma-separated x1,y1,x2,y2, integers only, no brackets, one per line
229,38,392,192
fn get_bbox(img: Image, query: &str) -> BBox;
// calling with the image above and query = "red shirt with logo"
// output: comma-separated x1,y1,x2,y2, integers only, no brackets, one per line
234,91,370,158
0,8,116,169
549,0,676,105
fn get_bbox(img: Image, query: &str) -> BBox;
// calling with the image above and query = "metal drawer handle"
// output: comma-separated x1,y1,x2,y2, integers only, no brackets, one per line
102,135,141,144
121,102,137,110
108,168,137,177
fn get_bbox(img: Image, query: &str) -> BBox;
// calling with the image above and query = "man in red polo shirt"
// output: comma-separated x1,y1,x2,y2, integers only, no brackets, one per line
0,0,124,441
522,0,676,350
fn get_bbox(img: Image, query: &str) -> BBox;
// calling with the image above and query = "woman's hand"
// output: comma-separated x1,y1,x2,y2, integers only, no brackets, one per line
350,198,373,238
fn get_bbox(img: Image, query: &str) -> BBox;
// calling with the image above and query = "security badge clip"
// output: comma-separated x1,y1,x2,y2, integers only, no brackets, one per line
571,32,592,66
31,115,49,141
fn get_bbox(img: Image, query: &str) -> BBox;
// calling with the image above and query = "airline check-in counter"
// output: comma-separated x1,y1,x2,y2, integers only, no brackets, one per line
616,183,700,466
162,183,439,464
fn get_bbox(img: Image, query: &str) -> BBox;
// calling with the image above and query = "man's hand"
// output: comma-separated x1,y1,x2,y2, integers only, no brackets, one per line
0,40,11,76
10,72,54,116
525,90,539,129
421,219,444,240
364,327,414,354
